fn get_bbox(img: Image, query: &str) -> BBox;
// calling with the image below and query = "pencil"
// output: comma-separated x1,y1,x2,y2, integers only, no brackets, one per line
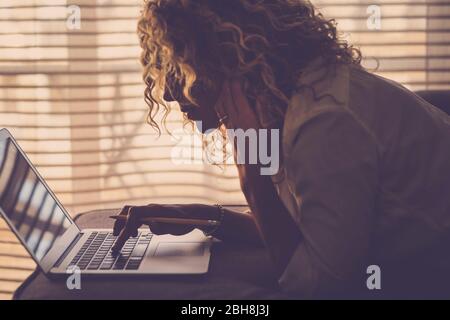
109,215,221,226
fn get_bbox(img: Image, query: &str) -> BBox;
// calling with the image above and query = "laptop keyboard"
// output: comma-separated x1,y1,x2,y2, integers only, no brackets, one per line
69,231,153,271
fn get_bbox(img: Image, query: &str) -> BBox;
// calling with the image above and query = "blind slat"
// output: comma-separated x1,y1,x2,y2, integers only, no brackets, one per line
0,1,449,299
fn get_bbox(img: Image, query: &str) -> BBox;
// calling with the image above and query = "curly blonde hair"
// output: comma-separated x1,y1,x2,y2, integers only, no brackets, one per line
137,0,362,132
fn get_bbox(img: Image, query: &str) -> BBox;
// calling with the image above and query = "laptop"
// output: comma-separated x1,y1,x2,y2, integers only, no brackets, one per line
0,128,211,276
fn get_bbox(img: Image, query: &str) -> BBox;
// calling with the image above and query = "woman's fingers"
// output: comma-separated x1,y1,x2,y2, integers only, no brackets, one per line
214,79,260,130
230,79,256,119
112,207,142,253
112,205,132,236
224,79,241,116
112,204,165,237
111,204,196,253
214,81,236,129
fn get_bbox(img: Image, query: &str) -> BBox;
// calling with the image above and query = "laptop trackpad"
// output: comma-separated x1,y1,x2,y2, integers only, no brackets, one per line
154,242,205,257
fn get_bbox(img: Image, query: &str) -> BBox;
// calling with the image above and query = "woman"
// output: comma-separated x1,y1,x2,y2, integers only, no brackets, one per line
112,0,450,297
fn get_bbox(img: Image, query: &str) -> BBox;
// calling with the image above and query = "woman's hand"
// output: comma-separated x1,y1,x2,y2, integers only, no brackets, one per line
214,79,261,131
111,204,219,252
214,79,275,204
214,79,262,196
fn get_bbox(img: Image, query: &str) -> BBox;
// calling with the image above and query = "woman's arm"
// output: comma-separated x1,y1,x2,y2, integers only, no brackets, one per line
111,203,264,251
237,166,302,275
212,79,302,274
210,208,264,246
183,204,264,246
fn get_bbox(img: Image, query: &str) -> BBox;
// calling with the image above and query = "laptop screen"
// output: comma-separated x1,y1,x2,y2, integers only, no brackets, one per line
0,137,72,261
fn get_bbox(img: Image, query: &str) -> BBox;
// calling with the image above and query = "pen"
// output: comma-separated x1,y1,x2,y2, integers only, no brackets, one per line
109,215,221,227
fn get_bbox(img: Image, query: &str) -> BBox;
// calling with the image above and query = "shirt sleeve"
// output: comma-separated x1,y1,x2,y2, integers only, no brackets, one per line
279,108,379,297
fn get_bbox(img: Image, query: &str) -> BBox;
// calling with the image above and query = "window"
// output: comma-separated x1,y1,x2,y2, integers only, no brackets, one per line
0,0,449,299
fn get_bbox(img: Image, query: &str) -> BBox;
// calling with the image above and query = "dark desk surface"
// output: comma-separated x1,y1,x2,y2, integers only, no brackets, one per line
14,209,289,300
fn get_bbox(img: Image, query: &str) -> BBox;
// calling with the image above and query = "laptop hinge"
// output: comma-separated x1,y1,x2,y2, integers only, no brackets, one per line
53,232,83,268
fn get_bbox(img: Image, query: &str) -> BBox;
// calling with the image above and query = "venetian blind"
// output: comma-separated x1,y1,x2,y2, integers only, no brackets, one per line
0,0,449,300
